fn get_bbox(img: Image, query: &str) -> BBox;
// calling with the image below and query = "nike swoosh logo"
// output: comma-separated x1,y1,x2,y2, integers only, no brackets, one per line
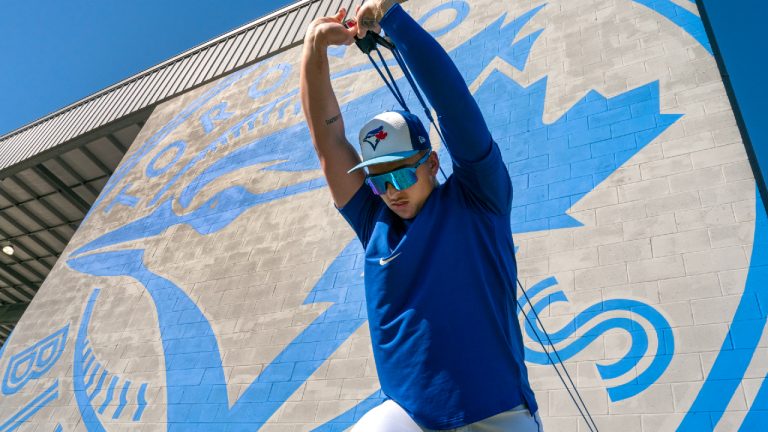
379,253,402,266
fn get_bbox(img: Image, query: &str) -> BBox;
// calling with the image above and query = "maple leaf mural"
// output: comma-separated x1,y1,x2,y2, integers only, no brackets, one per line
477,76,681,234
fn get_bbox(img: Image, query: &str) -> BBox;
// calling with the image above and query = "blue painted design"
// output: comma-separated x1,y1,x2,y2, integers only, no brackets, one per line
82,346,92,363
67,240,366,429
175,132,323,208
0,381,59,431
327,45,347,58
311,390,386,432
74,290,107,432
199,102,235,134
678,191,768,430
741,373,768,430
248,64,292,100
525,276,557,299
73,293,151,427
91,64,258,221
146,141,186,178
145,89,304,208
72,179,326,257
486,4,546,71
97,375,118,414
518,281,673,401
251,88,303,125
630,0,712,55
113,381,131,420
417,1,470,39
103,183,140,214
53,424,63,432
2,324,68,395
330,60,395,82
472,73,681,234
88,370,108,401
82,353,95,378
133,383,148,421
85,364,101,391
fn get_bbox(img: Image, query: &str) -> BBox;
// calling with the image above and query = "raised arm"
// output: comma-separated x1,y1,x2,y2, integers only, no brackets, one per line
301,8,365,207
355,1,512,213
355,1,493,163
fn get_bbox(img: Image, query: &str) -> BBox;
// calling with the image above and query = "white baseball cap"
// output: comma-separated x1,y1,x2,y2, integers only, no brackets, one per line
348,110,431,173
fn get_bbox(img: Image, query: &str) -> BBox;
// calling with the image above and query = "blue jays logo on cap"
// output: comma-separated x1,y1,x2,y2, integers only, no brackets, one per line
363,126,388,150
349,111,431,173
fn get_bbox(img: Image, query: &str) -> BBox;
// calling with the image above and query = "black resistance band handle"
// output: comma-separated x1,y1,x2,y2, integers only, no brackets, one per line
357,31,395,53
342,19,395,53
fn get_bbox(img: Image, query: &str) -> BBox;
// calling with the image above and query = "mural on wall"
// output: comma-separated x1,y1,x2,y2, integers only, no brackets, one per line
0,326,66,431
0,0,765,430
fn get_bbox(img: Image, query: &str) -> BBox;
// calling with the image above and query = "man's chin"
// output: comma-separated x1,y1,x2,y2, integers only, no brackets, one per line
389,204,414,219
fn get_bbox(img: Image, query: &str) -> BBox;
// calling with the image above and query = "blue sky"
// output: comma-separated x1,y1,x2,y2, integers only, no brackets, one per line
0,0,296,136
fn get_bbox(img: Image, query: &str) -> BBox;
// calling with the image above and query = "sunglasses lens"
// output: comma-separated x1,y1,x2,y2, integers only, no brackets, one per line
366,168,418,195
366,177,386,195
390,168,418,190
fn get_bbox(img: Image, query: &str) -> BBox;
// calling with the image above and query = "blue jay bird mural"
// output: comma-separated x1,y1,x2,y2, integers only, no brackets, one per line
1,1,764,431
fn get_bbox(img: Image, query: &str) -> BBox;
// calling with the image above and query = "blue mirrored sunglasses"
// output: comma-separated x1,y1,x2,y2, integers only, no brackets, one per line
365,151,432,196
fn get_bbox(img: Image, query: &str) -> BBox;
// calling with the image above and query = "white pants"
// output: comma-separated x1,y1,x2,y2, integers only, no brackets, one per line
351,400,543,432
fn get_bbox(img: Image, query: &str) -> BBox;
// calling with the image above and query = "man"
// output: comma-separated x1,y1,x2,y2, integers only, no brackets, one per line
300,1,541,430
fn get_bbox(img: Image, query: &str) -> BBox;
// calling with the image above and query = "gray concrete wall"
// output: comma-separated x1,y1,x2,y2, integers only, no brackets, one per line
1,0,766,430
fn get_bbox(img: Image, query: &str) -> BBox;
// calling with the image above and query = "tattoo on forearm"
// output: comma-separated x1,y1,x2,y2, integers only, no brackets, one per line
325,114,341,125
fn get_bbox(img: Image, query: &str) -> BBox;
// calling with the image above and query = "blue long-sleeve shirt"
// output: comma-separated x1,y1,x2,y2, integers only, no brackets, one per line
339,4,538,428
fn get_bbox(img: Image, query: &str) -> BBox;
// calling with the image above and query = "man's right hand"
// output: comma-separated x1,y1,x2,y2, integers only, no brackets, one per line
305,8,357,49
353,0,401,39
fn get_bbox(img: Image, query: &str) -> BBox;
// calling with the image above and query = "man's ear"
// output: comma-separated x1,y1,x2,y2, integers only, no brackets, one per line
429,152,440,176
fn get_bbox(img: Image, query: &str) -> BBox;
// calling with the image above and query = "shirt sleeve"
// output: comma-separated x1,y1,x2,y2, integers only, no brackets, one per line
337,183,384,247
380,4,512,214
